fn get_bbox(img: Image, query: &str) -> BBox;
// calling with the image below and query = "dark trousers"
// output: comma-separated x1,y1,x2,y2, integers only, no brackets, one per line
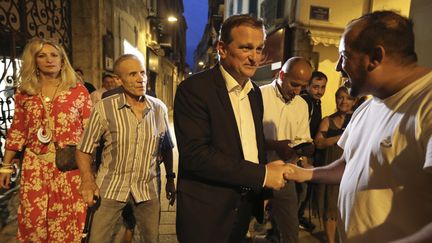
270,181,299,243
229,191,255,243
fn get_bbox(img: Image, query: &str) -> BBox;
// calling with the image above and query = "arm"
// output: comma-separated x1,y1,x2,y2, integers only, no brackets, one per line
76,149,99,206
1,92,27,188
161,145,176,206
76,106,104,206
314,117,340,149
265,139,297,161
389,223,432,243
284,156,346,184
0,149,18,189
80,84,93,124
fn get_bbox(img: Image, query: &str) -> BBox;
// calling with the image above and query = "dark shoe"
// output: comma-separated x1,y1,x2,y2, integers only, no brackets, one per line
299,217,315,231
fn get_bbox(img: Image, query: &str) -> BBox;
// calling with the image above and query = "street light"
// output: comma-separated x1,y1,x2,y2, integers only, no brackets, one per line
148,15,177,23
167,16,178,22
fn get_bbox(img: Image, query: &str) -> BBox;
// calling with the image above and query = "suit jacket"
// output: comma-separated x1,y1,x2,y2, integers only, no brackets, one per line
174,65,267,243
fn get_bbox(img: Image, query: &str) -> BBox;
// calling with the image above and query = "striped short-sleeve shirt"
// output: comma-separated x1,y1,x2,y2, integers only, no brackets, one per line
78,93,173,202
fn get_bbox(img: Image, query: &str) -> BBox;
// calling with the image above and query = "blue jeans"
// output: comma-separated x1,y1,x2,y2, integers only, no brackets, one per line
89,196,160,243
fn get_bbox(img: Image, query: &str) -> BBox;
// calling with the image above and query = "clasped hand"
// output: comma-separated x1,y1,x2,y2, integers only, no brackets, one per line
264,160,295,190
265,161,313,190
282,163,312,183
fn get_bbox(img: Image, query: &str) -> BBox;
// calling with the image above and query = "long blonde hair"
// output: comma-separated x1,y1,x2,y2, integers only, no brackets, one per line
17,38,79,95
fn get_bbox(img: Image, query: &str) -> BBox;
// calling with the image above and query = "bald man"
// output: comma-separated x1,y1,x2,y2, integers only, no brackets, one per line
285,11,432,242
261,57,313,243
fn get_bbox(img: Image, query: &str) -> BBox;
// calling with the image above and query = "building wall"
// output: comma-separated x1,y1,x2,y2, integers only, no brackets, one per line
297,0,412,116
71,0,103,88
372,0,411,16
71,0,184,109
312,44,340,117
295,0,366,29
410,0,432,68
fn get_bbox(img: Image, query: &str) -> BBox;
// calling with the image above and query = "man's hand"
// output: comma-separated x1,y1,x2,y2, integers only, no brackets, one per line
283,163,313,183
272,140,298,161
79,174,100,207
264,160,295,190
292,142,315,157
165,179,176,206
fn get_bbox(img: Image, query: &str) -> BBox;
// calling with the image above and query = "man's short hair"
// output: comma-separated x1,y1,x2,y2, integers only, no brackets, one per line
349,10,417,63
219,14,265,44
102,72,115,82
113,54,141,76
310,71,327,84
102,72,114,81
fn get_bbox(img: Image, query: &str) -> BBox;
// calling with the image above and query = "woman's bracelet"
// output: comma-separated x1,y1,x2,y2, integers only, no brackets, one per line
0,163,16,174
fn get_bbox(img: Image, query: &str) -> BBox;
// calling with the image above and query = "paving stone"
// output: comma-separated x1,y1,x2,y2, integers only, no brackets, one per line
160,211,176,224
159,224,176,235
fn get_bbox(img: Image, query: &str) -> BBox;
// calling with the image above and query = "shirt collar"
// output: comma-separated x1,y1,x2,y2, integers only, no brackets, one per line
271,80,287,102
118,92,152,112
219,65,254,94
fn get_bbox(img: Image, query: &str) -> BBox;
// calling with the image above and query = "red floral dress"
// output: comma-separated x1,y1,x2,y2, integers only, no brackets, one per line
5,82,92,242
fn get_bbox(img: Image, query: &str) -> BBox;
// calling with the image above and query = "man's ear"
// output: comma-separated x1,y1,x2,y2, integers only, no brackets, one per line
278,70,285,80
367,46,384,71
216,41,226,59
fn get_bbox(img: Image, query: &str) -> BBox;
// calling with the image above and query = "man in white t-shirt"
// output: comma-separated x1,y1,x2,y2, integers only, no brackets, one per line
261,57,313,243
284,11,432,243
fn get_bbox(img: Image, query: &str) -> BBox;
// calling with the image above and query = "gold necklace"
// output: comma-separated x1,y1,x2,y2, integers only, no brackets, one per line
43,82,60,102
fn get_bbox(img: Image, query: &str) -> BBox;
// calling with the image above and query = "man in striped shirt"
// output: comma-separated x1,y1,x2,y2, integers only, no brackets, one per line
76,54,174,243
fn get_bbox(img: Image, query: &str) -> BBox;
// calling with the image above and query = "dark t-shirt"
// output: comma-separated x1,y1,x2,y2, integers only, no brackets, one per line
84,82,96,94
300,92,322,139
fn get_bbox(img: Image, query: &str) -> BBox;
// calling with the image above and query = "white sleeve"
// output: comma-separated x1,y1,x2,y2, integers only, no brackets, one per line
297,99,311,141
425,137,432,172
422,109,432,172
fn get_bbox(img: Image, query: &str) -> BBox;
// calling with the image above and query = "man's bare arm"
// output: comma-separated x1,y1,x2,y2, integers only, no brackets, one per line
76,149,99,206
284,156,346,184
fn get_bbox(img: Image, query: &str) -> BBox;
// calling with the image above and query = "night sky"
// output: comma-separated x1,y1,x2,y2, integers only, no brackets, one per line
183,0,208,70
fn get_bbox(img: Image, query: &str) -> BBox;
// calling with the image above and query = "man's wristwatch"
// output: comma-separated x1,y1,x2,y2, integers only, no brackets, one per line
166,172,176,179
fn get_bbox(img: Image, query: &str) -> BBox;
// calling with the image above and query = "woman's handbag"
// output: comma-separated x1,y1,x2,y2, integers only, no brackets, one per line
40,95,78,172
55,145,78,172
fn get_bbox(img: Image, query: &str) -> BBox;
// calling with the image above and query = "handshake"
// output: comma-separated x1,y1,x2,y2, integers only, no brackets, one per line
264,160,313,190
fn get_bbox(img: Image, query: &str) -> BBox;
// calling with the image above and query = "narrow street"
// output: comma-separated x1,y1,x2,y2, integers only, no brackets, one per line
0,113,326,243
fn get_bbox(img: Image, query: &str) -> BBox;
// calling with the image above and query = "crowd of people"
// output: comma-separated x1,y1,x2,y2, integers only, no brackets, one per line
0,9,431,243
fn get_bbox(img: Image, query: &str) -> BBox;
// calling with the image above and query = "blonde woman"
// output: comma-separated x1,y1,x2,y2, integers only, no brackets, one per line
0,38,92,242
314,86,357,243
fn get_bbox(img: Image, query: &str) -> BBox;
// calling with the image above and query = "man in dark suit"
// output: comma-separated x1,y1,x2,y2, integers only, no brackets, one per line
174,14,292,243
